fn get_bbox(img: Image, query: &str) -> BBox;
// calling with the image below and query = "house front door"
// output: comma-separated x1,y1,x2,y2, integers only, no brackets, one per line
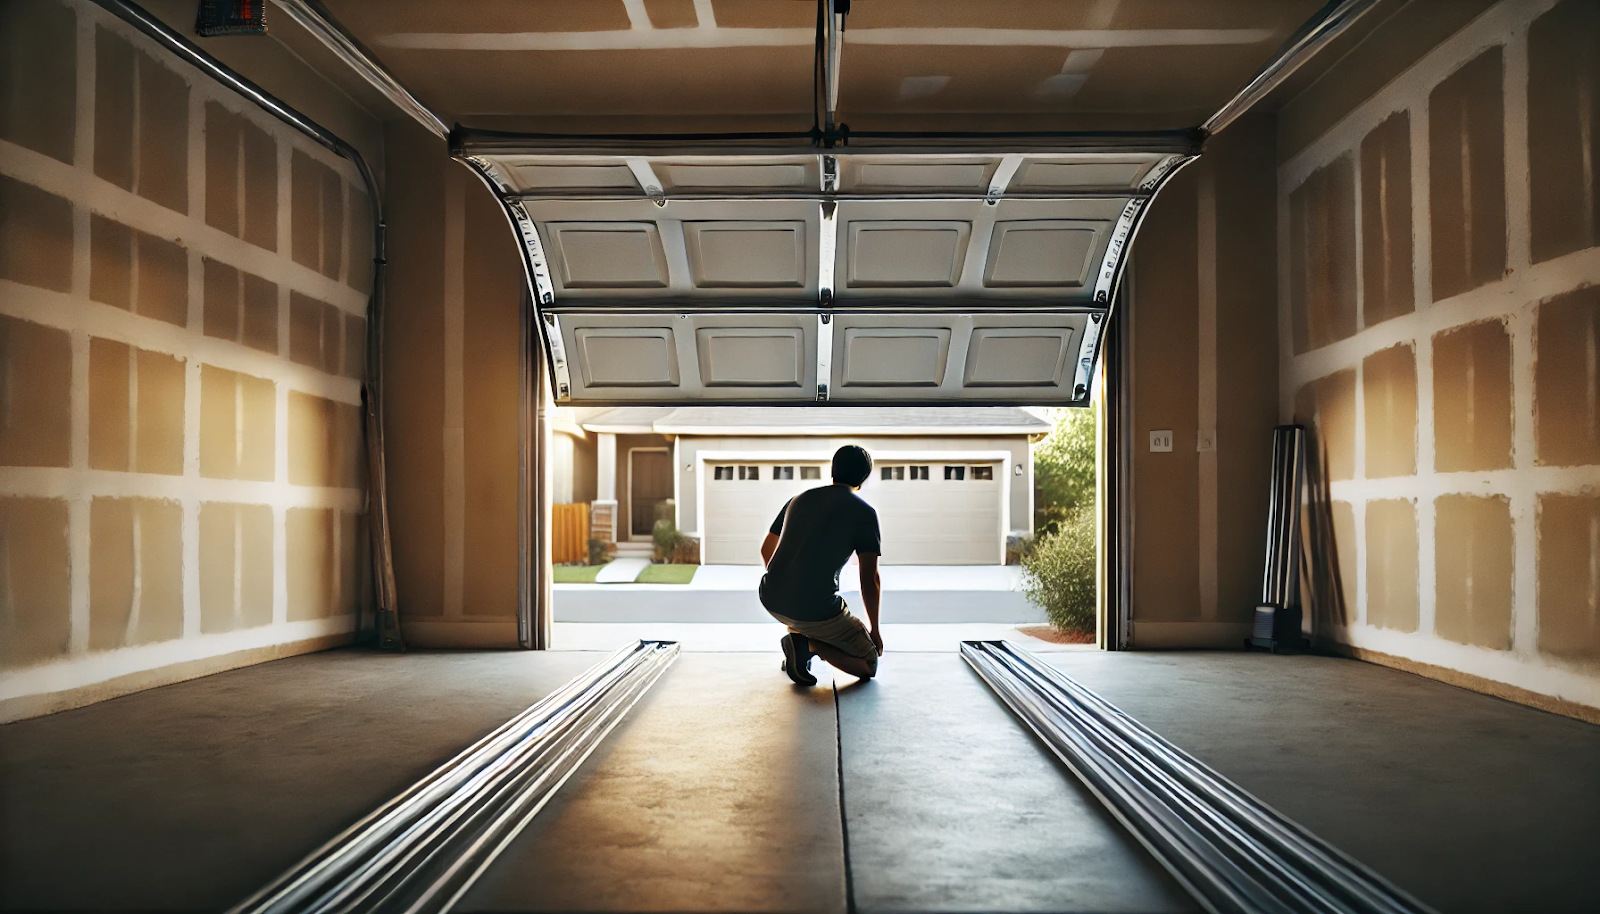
630,450,673,539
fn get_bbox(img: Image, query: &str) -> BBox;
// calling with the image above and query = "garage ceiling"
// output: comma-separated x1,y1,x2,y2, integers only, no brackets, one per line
276,0,1371,406
317,0,1328,133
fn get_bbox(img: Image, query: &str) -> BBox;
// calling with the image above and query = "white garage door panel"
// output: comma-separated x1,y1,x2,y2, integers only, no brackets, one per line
556,313,819,402
867,468,1002,565
704,462,1003,566
828,313,1084,402
463,148,1195,406
703,465,822,565
547,222,669,288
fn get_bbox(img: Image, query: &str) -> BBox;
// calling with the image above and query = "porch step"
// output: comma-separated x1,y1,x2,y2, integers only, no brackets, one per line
612,542,653,558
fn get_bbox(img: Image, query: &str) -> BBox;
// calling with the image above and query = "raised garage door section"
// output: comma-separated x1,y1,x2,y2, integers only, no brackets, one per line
703,461,1003,566
453,140,1197,407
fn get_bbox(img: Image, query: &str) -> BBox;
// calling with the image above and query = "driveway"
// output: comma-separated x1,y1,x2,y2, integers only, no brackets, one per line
554,564,1040,623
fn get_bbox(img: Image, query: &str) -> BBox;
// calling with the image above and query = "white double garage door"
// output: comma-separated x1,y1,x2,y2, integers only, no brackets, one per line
703,460,1004,565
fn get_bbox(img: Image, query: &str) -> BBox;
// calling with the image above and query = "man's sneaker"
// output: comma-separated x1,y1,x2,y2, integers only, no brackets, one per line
781,633,817,686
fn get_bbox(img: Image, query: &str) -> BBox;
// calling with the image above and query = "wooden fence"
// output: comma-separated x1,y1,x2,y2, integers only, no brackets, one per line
552,503,590,564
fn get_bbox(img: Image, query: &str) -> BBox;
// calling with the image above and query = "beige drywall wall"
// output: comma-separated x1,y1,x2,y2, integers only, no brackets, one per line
0,0,373,721
381,119,525,647
1280,0,1600,714
1126,115,1280,647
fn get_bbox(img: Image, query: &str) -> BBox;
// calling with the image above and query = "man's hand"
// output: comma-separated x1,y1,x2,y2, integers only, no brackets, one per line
858,551,883,656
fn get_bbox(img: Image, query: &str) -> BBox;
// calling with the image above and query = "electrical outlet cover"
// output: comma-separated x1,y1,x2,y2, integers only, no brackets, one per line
1149,430,1173,452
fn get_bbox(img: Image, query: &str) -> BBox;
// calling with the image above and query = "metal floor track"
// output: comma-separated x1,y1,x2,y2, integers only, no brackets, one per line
962,640,1435,914
231,641,679,914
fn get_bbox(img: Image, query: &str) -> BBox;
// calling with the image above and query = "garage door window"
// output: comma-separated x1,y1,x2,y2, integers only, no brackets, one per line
911,465,930,480
772,466,795,480
971,465,994,480
713,465,734,480
801,466,821,480
944,466,966,480
738,465,759,480
881,466,905,481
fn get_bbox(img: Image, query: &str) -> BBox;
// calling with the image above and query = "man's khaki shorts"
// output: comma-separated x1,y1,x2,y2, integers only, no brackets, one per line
770,603,879,675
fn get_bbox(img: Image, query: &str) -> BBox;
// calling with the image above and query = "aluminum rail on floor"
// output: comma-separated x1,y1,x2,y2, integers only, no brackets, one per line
231,640,679,914
961,641,1435,914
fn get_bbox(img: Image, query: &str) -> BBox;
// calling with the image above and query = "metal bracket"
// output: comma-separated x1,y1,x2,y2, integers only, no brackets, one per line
818,200,838,306
816,312,833,401
985,153,1025,205
1072,311,1103,404
543,313,572,401
821,154,839,194
624,157,667,206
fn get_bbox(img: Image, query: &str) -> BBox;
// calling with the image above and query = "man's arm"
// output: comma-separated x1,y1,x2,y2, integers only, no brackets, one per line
761,499,791,566
857,551,883,655
761,533,779,566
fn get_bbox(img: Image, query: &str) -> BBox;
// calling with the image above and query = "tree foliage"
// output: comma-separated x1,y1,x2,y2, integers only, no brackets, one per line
1022,506,1096,634
1033,407,1096,535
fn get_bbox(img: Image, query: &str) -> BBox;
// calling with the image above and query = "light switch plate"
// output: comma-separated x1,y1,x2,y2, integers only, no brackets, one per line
1197,429,1216,452
1149,430,1173,452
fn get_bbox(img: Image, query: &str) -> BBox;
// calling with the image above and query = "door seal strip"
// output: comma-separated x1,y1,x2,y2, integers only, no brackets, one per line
962,641,1435,914
230,640,680,914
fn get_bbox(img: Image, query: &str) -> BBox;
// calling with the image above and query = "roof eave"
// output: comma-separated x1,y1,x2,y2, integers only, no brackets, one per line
657,425,1048,437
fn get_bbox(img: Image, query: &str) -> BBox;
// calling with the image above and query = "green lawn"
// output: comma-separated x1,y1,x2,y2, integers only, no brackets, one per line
553,564,603,583
635,563,698,584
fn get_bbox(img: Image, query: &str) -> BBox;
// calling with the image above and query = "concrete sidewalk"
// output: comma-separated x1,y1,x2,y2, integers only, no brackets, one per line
555,564,1041,623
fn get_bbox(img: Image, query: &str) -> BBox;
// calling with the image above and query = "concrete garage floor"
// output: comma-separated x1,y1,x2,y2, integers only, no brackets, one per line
0,650,605,912
1041,652,1600,914
3,644,1599,912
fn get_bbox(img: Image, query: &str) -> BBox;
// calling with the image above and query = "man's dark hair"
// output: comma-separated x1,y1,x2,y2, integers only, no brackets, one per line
832,445,873,487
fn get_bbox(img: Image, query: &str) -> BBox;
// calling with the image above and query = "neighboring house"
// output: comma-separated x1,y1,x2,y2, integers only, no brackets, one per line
551,407,1051,565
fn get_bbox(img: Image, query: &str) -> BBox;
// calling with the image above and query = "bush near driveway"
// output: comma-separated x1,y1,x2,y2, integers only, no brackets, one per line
587,538,615,566
1022,506,1096,636
652,519,701,564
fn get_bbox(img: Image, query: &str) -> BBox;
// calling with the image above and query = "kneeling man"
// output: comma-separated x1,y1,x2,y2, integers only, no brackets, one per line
759,445,883,685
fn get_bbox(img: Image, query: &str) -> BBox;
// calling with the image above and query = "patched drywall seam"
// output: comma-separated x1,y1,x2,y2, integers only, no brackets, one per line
1282,0,1600,712
0,0,368,718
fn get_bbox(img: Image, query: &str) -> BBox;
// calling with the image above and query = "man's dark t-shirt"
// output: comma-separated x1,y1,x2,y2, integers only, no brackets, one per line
759,484,881,622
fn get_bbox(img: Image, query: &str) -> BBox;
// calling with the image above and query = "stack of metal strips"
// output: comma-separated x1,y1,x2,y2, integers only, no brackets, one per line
961,641,1433,914
232,640,680,914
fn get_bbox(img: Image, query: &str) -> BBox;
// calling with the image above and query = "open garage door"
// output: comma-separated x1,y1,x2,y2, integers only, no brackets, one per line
454,141,1194,407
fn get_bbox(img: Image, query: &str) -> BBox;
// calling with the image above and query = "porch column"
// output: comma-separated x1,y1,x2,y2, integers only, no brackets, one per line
593,433,618,544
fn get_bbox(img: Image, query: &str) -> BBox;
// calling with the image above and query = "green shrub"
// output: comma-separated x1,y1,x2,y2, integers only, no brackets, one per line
651,519,701,565
1005,533,1035,566
587,538,615,567
1021,507,1096,635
